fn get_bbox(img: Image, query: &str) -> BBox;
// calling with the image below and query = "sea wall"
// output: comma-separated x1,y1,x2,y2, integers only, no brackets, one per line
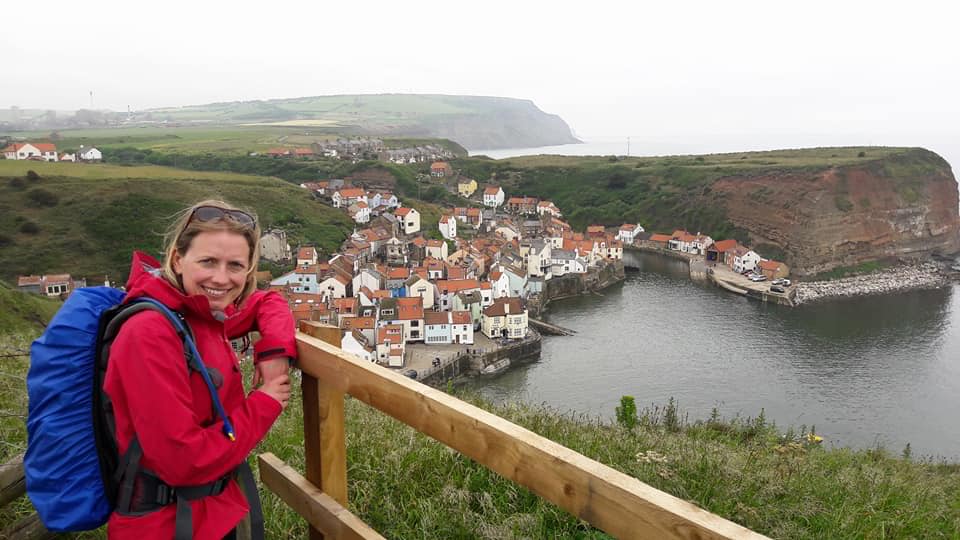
794,263,948,304
528,261,624,316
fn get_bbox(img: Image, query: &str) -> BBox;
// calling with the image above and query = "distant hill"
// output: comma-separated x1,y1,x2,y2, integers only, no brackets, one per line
141,94,580,150
0,161,354,284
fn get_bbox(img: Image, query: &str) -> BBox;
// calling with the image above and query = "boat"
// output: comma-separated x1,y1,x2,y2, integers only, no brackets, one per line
480,358,511,377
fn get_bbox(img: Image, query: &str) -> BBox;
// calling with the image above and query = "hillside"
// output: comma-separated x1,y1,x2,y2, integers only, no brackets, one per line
454,146,960,275
0,280,60,335
0,161,354,283
141,94,579,150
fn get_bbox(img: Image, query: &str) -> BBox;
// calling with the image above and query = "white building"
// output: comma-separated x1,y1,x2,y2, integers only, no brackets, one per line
482,186,505,207
78,146,102,161
732,248,763,273
348,202,371,223
394,207,421,235
260,229,292,263
481,297,528,340
439,215,457,240
616,223,645,244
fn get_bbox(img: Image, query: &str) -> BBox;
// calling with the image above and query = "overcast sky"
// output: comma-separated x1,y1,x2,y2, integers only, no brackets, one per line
3,0,958,166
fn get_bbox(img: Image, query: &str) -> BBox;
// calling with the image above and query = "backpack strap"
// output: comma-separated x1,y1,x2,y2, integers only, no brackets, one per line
103,299,264,539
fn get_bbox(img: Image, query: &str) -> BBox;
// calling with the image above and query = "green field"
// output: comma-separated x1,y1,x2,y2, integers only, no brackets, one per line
2,125,468,157
0,160,353,283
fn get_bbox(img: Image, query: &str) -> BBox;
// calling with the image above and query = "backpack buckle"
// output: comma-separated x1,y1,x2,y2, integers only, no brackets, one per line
156,483,175,505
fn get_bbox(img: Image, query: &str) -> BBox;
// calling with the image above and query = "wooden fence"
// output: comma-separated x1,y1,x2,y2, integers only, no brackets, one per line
0,454,54,540
258,321,770,539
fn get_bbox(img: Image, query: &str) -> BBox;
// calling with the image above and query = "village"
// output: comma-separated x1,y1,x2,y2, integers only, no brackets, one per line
2,141,102,162
13,154,794,382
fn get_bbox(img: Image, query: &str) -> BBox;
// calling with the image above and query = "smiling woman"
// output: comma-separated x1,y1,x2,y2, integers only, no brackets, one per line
99,198,298,539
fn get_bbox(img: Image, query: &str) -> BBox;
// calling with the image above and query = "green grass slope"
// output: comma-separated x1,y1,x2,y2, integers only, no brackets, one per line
0,280,60,335
0,161,353,283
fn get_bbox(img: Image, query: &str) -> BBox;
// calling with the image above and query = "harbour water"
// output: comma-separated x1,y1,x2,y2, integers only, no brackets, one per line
470,252,960,460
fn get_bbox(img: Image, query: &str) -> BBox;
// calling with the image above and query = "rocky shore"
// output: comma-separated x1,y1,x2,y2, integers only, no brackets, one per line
794,262,950,305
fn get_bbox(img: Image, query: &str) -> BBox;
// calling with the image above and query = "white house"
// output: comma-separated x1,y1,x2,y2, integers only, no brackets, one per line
451,310,474,344
482,297,528,340
376,325,406,367
482,186,505,207
348,202,371,223
521,239,552,279
404,274,435,309
488,270,511,299
439,215,457,240
77,146,102,161
352,267,384,295
731,248,763,273
536,201,562,218
58,153,76,162
616,223,645,244
394,207,421,235
2,142,58,161
341,330,374,362
297,246,318,266
495,224,521,242
550,249,587,276
332,188,367,208
425,239,448,260
317,274,350,301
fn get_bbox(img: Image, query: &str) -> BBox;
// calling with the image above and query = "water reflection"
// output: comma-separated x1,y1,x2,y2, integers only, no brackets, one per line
470,253,960,459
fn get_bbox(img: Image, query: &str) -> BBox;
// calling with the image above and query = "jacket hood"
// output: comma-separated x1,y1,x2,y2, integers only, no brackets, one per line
124,251,237,319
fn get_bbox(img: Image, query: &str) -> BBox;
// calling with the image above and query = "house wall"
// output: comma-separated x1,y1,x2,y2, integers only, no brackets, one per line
424,324,452,344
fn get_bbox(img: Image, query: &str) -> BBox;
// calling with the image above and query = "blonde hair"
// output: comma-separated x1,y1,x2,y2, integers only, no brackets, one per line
161,199,262,305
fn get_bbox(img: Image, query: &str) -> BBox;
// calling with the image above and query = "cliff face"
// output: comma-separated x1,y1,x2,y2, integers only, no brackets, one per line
375,96,581,150
710,149,960,276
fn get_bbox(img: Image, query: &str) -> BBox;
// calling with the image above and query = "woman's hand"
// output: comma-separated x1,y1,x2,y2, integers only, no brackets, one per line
252,356,290,387
259,374,291,410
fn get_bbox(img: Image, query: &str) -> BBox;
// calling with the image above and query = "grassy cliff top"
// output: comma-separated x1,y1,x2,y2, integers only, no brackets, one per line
0,160,353,283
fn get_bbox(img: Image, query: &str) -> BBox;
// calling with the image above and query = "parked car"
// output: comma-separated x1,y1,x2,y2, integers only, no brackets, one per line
771,278,784,285
403,369,418,379
770,285,785,293
780,279,792,287
749,274,767,282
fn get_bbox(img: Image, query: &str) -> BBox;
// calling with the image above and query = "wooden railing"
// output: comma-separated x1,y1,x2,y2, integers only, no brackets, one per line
0,454,54,540
258,322,770,539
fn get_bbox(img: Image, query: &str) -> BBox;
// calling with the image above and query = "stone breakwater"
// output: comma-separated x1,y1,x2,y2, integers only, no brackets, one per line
794,263,949,305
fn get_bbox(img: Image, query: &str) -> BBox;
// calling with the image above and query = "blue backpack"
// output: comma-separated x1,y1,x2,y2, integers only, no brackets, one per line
25,286,243,535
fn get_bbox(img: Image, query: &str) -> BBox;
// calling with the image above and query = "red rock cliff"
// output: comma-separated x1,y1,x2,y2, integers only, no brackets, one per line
710,149,960,276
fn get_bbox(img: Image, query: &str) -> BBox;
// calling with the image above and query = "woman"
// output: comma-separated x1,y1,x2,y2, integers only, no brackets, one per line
103,200,295,539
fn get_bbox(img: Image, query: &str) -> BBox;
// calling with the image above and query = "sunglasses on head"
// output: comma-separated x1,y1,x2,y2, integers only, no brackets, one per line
188,206,256,228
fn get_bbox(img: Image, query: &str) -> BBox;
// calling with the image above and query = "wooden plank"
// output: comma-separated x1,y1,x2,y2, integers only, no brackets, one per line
0,453,26,508
0,513,55,540
258,453,384,540
296,327,768,540
298,321,348,540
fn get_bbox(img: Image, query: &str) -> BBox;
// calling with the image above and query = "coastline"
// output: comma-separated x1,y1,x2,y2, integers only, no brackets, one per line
793,262,950,305
626,244,954,306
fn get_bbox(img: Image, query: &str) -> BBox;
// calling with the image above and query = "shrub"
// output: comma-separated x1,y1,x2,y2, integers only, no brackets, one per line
8,177,25,189
615,396,637,430
0,233,12,246
26,170,40,181
834,195,854,212
858,151,866,158
19,221,40,234
26,188,59,207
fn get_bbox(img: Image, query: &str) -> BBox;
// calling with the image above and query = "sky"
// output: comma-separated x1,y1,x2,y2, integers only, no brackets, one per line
3,0,959,167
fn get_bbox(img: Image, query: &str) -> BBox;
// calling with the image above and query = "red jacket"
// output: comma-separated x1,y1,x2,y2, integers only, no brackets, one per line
104,252,296,539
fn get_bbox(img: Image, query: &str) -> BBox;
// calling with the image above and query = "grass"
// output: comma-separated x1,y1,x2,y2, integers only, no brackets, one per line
809,260,893,281
0,161,354,284
2,295,958,538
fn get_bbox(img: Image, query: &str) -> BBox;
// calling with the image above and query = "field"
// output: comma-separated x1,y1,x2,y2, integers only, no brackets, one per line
0,160,353,283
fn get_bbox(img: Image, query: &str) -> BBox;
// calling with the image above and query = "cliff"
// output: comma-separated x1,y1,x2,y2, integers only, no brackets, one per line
710,148,960,276
142,94,581,151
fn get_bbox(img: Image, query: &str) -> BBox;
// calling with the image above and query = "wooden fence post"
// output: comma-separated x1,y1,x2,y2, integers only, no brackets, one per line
298,321,347,540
